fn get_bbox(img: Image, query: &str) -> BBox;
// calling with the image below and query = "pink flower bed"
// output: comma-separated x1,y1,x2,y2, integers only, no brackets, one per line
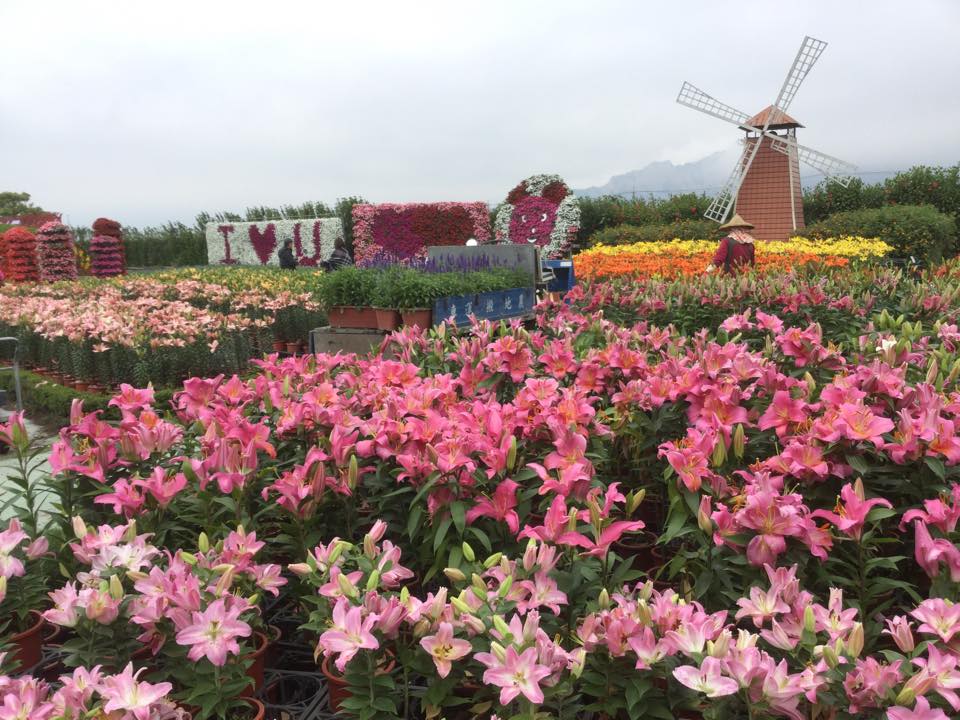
352,202,491,265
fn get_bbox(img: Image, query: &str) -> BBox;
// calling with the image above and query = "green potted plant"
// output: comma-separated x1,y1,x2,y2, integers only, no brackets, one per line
321,268,381,329
391,271,442,328
371,268,403,331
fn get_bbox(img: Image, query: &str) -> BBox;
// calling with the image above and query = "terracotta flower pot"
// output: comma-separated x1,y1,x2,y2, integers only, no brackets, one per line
285,341,300,355
74,380,89,392
271,340,286,352
375,308,401,331
612,530,663,573
329,306,380,329
400,309,432,329
10,611,46,670
322,652,396,714
243,631,270,696
241,698,266,720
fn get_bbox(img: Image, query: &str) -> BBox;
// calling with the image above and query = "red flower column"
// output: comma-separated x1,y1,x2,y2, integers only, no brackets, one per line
36,222,78,282
4,227,40,282
90,217,127,277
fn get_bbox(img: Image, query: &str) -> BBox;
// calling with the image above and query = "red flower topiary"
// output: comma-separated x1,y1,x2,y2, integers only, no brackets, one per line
89,217,126,277
4,227,40,282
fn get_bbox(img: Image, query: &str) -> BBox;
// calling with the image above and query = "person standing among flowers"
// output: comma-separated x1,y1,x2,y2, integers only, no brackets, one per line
278,239,297,270
707,214,757,274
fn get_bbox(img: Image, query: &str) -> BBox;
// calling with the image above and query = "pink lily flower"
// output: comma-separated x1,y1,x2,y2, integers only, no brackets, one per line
318,598,379,672
673,657,739,697
419,622,472,678
466,479,520,535
810,480,892,540
476,645,552,705
175,597,252,666
97,663,173,720
887,696,951,720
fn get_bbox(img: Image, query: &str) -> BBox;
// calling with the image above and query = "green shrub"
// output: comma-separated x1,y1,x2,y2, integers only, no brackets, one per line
586,220,722,247
576,193,714,249
123,223,207,267
805,205,957,261
802,177,886,224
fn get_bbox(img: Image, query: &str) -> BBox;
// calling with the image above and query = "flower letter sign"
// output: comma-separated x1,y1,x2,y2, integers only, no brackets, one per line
493,174,580,259
205,219,344,267
351,203,491,266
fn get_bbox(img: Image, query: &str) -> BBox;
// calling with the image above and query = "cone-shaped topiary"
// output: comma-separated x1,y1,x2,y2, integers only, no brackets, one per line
90,217,126,276
4,227,40,282
36,221,78,282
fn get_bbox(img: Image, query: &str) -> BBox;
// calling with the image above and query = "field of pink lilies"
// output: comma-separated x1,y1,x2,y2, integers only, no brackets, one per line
3,263,960,719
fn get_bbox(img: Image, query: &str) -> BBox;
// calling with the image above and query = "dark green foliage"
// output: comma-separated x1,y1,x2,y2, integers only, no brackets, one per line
586,219,721,247
576,192,713,249
802,176,887,224
122,223,207,267
805,204,957,261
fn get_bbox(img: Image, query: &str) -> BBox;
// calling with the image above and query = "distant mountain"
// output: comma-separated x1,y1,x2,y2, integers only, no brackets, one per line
576,150,899,199
575,149,740,199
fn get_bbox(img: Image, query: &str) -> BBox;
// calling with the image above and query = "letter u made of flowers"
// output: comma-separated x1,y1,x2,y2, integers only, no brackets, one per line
493,174,581,259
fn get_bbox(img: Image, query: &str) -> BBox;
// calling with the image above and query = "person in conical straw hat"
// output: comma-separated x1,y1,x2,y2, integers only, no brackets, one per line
707,214,757,274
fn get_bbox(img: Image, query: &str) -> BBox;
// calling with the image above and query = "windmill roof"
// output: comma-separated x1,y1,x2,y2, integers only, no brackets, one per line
742,105,803,130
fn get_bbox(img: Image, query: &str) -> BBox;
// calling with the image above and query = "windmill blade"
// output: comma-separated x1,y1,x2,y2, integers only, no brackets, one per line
769,36,827,123
769,136,857,187
704,143,760,223
676,82,751,127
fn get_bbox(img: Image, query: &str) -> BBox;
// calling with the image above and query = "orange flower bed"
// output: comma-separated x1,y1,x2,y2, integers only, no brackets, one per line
575,250,850,281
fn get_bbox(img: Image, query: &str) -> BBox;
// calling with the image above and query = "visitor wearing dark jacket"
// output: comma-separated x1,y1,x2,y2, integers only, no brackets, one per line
278,239,297,270
322,237,354,271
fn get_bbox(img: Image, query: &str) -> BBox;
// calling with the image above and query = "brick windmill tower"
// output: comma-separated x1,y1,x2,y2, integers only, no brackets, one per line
676,36,857,241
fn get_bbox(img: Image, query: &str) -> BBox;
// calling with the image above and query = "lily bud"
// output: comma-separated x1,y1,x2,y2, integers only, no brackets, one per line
598,588,610,610
413,619,432,637
462,541,475,563
506,436,517,471
566,510,579,533
847,623,864,657
212,563,234,574
853,477,866,501
9,415,28,452
72,516,87,539
107,574,124,600
697,496,713,534
214,566,236,596
400,586,410,604
490,641,507,663
627,489,645,516
198,532,210,553
59,562,71,579
639,581,653,602
821,644,839,668
0,576,6,602
522,540,537,571
885,616,915,653
493,615,512,641
363,534,376,560
328,541,347,566
444,567,466,583
450,596,473,615
337,571,358,599
803,371,816,396
365,570,381,591
288,563,312,576
126,570,148,582
948,358,960,386
926,358,939,386
347,455,358,490
180,552,198,566
123,521,138,543
588,500,601,531
462,614,486,635
803,605,816,634
711,438,727,468
436,322,446,340
894,687,916,707
498,576,513,598
732,424,745,459
483,552,503,569
636,598,652,626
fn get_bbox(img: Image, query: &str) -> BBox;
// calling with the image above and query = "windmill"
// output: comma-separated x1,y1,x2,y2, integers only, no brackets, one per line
677,36,857,241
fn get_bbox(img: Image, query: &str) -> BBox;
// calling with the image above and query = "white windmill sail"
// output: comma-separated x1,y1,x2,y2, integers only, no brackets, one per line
677,36,855,223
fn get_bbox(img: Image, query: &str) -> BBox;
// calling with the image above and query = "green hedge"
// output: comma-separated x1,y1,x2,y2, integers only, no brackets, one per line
0,370,175,425
805,204,957,261
585,220,722,247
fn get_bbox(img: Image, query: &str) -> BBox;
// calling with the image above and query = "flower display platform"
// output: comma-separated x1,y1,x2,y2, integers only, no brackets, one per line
309,326,388,356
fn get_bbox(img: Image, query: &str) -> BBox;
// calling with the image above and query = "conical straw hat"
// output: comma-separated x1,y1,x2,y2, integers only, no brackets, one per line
719,213,755,231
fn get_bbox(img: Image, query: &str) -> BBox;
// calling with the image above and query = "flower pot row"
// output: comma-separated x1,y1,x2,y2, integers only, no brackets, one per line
329,306,432,331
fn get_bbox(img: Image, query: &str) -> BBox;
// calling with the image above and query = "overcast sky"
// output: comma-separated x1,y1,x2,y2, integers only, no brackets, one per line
2,0,958,227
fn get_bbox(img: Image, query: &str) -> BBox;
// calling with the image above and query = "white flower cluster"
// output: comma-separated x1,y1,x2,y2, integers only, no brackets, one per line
205,218,344,267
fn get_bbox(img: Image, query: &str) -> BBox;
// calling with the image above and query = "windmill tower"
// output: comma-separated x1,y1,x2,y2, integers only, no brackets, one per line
677,36,857,241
